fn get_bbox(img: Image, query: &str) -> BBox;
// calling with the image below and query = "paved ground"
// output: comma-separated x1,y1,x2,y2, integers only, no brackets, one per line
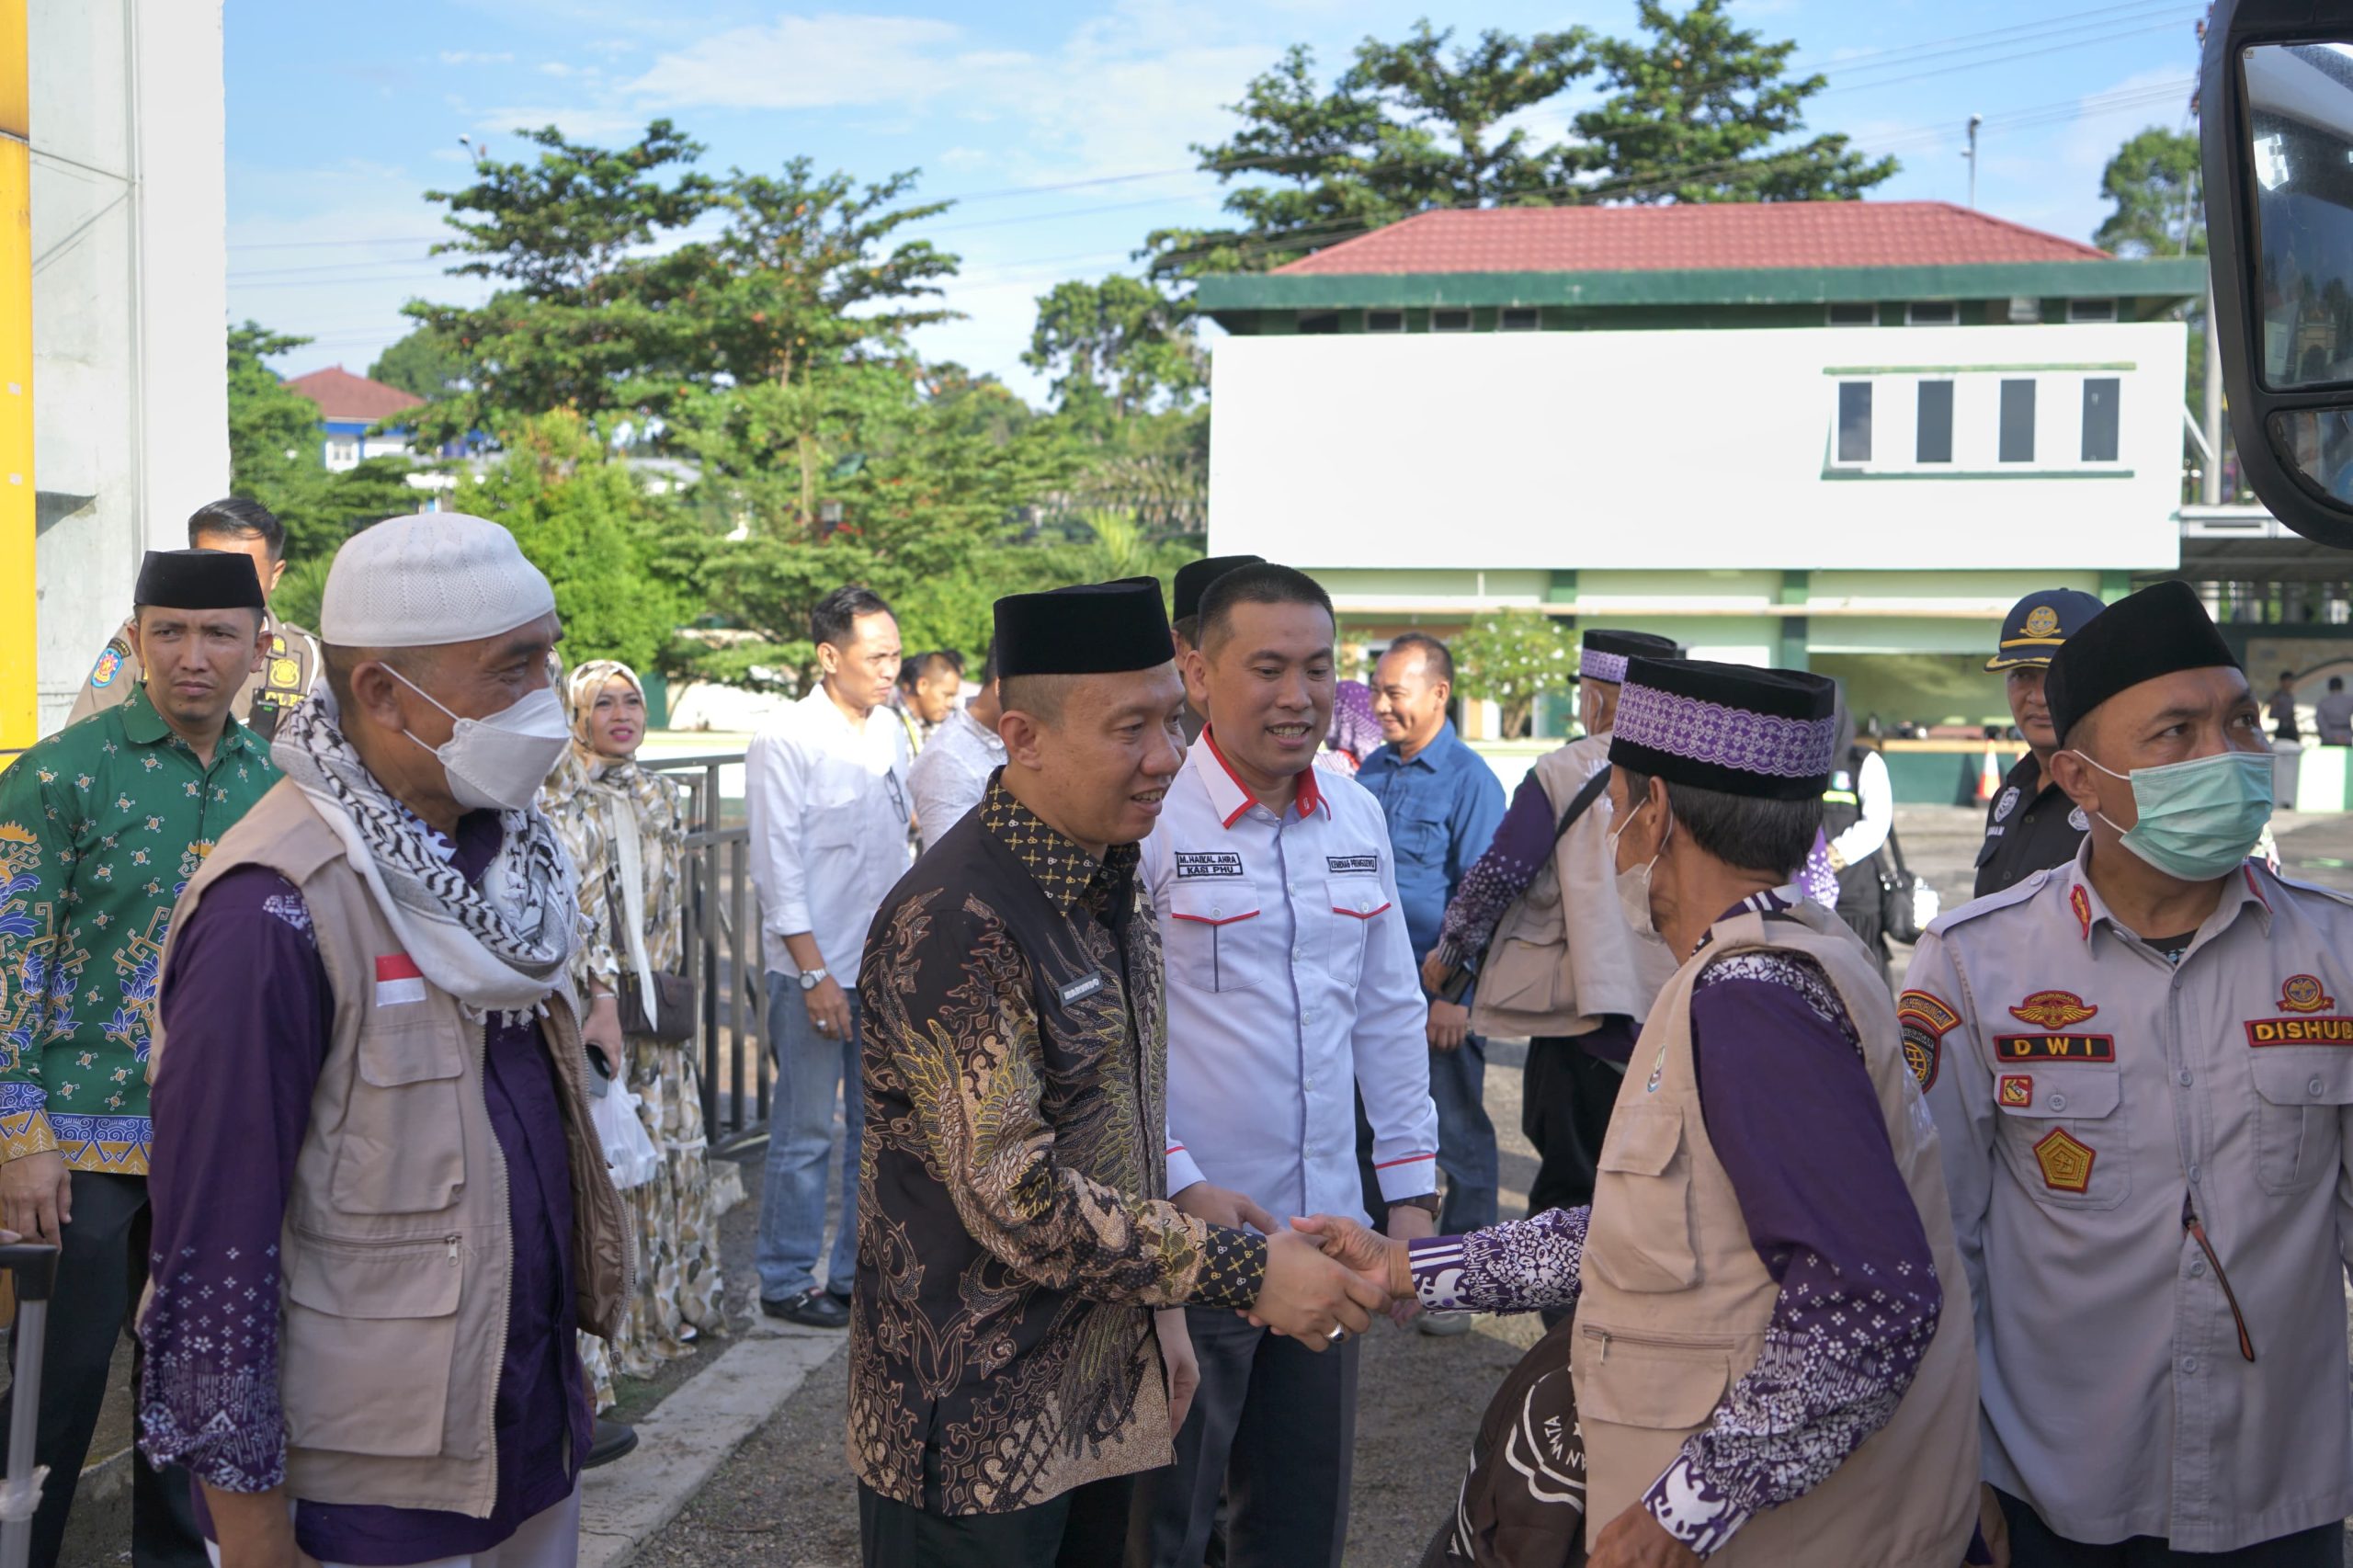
42,805,2353,1565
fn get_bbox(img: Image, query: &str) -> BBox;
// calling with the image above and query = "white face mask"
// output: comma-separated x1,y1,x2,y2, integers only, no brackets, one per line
1608,793,1670,945
391,668,572,812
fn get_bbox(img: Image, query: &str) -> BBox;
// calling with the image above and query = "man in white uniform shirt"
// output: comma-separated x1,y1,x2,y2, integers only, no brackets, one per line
746,585,912,1328
1129,562,1440,1568
907,639,1006,854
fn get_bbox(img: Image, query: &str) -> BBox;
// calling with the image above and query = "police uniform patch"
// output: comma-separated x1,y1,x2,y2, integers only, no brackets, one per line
2245,1016,2353,1046
1994,786,2020,823
87,638,130,689
2070,884,2094,939
2009,989,2097,1028
1994,1033,2115,1062
2023,605,2061,639
2068,805,2089,832
1997,1074,2034,1108
268,657,301,690
2032,1127,2096,1193
2279,973,2334,1014
1895,989,1960,1092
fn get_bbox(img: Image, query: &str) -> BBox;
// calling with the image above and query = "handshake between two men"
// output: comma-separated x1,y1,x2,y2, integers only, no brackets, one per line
1178,1182,1418,1350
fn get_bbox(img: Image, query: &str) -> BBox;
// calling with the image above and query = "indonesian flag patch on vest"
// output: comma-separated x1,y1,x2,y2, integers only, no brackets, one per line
375,954,426,1006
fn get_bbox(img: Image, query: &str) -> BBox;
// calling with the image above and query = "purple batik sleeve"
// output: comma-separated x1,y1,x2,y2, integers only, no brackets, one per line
1406,1204,1588,1314
1435,771,1557,966
1638,955,1942,1559
139,866,332,1494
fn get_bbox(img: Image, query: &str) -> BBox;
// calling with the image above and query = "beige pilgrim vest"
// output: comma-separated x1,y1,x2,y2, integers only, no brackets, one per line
154,781,629,1517
1571,900,1979,1563
1471,735,1678,1040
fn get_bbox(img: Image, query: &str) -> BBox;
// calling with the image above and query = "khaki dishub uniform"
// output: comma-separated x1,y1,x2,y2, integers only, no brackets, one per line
65,612,319,742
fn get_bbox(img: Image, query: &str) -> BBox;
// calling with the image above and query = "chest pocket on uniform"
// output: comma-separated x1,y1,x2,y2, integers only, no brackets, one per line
335,1017,469,1215
1586,1104,1699,1292
2248,1051,2353,1194
1994,1064,2131,1211
1325,875,1390,990
1167,877,1267,994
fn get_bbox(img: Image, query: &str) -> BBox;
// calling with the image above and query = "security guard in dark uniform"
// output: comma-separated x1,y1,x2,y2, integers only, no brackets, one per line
63,498,319,743
1973,588,2105,898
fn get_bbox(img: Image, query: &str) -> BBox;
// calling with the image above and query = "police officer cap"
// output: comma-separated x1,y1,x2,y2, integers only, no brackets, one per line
2043,581,2239,745
1173,555,1264,625
1578,630,1682,685
995,578,1175,678
133,549,266,612
1986,588,2107,672
1609,658,1838,801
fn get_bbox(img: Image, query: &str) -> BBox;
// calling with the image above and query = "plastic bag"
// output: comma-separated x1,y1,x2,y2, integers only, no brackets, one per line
588,1073,663,1189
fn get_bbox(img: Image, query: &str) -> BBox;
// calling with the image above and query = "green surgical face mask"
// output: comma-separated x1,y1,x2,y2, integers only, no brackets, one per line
2073,748,2274,881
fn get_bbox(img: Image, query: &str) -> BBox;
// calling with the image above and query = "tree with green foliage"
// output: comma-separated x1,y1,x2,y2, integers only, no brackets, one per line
368,325,470,401
1023,275,1203,427
1146,6,1892,279
1564,0,1896,205
1450,608,1574,739
2095,127,2203,257
226,322,427,566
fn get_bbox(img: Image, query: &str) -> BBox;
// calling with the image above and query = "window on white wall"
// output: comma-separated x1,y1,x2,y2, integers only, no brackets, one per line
1826,302,1876,325
326,437,357,466
1915,381,1955,463
1498,306,1540,330
1906,301,1960,326
2081,378,2121,461
2067,298,2118,323
1836,382,1873,463
1432,308,1472,332
1366,310,1404,333
1998,380,2037,462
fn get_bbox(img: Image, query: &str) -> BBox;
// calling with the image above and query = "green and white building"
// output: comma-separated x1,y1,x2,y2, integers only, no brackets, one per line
1196,201,2207,733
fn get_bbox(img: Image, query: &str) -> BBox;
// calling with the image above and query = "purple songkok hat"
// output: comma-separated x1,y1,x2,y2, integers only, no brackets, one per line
1608,658,1837,801
1578,629,1682,685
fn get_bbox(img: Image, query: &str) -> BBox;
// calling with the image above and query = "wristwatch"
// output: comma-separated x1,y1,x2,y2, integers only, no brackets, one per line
798,968,829,992
1392,1192,1442,1217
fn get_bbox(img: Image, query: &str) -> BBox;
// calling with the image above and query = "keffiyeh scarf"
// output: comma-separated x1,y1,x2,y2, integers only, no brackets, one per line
271,686,578,1014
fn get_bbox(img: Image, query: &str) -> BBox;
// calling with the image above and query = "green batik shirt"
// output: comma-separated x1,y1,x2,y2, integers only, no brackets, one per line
0,685,278,1174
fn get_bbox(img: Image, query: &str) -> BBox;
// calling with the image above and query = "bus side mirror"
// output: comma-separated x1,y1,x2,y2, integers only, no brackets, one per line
2202,6,2353,545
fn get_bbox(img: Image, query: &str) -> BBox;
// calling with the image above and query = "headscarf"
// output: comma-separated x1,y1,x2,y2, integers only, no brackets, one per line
566,659,644,768
1327,679,1383,765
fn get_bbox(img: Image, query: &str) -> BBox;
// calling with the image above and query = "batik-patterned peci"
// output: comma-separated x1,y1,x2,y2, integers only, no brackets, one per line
849,777,1267,1516
0,685,277,1173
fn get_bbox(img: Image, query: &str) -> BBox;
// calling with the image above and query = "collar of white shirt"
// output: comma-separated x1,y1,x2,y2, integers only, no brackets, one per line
1194,725,1332,828
2061,836,2274,951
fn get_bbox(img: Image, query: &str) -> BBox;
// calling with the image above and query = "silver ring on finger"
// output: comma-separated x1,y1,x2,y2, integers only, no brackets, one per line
1325,1324,1347,1344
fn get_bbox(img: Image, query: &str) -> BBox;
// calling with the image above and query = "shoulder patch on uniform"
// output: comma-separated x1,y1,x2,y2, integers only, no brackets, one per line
1896,989,1959,1094
87,638,129,688
1994,786,2020,823
1897,989,1961,1035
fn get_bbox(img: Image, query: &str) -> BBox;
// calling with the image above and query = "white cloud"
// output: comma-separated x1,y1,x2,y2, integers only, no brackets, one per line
626,14,1007,110
438,50,515,66
470,104,653,143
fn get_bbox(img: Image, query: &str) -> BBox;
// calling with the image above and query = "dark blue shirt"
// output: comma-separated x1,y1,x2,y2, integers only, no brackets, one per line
1357,722,1506,960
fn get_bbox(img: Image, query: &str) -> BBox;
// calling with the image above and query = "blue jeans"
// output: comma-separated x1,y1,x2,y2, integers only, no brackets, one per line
755,971,865,1301
1429,1035,1499,1234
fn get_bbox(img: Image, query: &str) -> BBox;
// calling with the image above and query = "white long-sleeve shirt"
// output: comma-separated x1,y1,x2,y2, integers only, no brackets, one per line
1829,747,1893,869
745,686,912,980
907,703,1005,855
1145,731,1439,1222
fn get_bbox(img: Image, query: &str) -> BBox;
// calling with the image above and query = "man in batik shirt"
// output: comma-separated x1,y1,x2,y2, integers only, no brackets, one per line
0,549,276,1568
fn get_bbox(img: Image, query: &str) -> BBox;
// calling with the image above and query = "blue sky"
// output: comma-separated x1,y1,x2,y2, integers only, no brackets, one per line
225,0,2206,402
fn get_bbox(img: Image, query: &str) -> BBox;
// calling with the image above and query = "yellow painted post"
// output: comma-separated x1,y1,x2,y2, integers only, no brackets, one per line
0,0,28,772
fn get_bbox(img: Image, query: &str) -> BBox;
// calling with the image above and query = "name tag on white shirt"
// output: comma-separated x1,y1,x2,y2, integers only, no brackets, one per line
1175,851,1244,880
1326,854,1380,877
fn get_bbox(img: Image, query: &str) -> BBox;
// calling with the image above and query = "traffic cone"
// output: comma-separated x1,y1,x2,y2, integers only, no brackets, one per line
1977,744,2002,803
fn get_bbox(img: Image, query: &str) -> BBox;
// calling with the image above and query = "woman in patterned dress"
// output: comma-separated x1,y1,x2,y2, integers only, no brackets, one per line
542,659,724,1407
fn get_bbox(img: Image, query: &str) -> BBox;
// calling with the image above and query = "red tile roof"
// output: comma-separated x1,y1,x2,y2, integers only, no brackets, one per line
1270,201,2110,276
283,365,425,424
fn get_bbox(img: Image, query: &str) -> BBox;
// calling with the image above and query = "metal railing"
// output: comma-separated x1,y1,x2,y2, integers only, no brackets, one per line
645,752,770,1142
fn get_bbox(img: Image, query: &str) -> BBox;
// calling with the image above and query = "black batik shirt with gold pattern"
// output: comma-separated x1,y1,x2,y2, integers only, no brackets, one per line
850,775,1267,1516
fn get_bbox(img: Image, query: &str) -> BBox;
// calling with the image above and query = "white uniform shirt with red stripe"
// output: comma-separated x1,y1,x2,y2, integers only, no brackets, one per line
1146,730,1439,1224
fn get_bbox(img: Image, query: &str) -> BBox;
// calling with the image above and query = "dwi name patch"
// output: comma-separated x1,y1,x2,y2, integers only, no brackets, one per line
1994,1034,2115,1062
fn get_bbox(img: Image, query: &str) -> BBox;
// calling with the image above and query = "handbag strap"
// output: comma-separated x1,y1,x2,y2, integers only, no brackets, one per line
608,801,661,1030
1445,763,1615,999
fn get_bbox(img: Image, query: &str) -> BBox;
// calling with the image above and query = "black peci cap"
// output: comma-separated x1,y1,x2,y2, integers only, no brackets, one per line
1578,629,1683,684
994,577,1176,678
2043,580,2239,744
1609,658,1840,800
133,549,266,612
1172,554,1264,625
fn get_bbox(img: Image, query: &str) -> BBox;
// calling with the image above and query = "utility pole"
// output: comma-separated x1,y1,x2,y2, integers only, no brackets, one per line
2203,277,2225,505
1963,114,1984,209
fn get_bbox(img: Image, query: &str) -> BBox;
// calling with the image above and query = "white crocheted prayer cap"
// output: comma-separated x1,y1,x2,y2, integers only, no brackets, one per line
320,512,556,648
